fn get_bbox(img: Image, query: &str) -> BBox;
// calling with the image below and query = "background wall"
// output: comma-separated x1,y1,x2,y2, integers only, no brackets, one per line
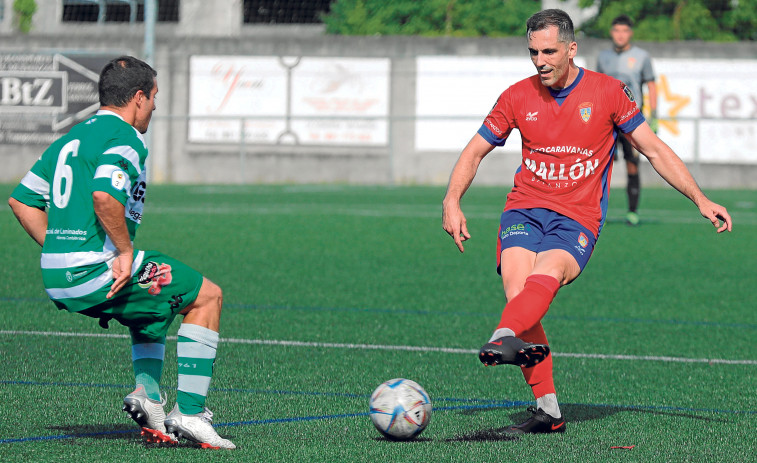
1,0,756,188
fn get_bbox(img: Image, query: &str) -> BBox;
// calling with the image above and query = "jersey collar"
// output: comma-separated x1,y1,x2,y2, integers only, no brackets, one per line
95,109,126,122
548,67,585,99
95,109,146,147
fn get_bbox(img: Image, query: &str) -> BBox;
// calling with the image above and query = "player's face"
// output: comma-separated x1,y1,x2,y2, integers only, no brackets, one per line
610,24,633,51
528,26,577,90
134,78,158,134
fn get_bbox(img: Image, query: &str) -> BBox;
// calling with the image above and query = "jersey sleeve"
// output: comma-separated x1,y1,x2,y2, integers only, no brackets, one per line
478,89,515,147
612,80,646,134
10,153,53,210
92,139,145,206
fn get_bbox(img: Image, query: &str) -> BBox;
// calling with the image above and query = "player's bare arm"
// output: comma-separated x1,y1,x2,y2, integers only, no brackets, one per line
647,80,658,113
626,122,733,232
8,197,47,246
93,191,135,298
442,134,495,252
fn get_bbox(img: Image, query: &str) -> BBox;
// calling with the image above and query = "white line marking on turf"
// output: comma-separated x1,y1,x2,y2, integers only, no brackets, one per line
141,205,757,225
2,330,755,366
2,202,756,224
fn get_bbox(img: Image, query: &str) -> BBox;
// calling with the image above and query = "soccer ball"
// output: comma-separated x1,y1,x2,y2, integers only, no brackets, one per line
369,378,432,440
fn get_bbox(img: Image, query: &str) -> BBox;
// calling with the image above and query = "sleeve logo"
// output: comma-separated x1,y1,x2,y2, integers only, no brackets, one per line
111,169,127,190
621,82,635,103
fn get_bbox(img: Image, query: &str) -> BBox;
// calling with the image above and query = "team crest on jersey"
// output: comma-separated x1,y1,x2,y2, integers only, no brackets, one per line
578,103,593,123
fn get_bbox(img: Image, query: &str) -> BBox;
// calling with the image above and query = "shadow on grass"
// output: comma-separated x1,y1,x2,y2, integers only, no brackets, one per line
372,436,433,443
45,424,237,448
447,403,729,442
46,423,136,442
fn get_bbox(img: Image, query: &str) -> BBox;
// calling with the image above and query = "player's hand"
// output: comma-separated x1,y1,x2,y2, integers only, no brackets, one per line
698,200,732,233
442,202,471,253
648,117,658,134
648,109,659,133
107,250,133,299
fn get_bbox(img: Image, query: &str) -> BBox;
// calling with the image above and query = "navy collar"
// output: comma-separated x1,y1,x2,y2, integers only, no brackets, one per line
548,67,584,99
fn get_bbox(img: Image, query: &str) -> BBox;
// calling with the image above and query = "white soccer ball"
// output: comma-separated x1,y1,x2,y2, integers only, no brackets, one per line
369,378,432,440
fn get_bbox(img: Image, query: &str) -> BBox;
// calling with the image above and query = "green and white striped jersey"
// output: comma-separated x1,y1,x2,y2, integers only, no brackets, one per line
11,110,148,311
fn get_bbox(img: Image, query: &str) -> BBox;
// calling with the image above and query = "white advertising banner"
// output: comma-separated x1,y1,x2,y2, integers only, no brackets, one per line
417,57,757,164
654,59,757,164
189,56,287,144
290,57,389,145
189,56,389,145
415,56,587,152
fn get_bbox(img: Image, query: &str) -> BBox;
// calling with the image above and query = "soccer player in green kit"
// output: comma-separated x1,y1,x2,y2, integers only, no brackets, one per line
8,56,235,449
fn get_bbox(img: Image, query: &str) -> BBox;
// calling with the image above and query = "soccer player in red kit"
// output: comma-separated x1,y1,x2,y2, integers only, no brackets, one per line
442,9,732,434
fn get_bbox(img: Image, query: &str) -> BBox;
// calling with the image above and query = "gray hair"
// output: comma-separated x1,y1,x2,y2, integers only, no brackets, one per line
526,9,575,44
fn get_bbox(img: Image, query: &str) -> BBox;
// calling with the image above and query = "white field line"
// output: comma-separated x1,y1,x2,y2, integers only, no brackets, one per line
143,204,757,225
2,202,755,224
2,330,755,366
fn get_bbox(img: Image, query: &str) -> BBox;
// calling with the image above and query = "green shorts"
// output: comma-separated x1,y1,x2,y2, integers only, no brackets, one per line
67,250,204,342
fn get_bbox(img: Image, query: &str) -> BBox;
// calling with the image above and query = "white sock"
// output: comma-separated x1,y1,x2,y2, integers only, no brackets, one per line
488,327,515,342
536,393,561,418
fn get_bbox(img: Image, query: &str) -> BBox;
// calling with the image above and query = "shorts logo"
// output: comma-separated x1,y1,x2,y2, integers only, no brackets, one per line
578,232,588,248
501,223,531,239
169,295,183,310
137,261,173,295
579,103,593,123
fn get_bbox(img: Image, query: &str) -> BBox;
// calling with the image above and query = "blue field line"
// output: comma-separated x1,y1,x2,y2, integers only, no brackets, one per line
219,401,532,429
0,405,514,444
0,379,507,405
223,302,757,331
2,296,756,330
211,386,504,404
2,398,754,445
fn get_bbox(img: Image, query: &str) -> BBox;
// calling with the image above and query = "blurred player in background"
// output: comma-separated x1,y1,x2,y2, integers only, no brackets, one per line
442,9,731,435
8,56,235,449
597,14,657,226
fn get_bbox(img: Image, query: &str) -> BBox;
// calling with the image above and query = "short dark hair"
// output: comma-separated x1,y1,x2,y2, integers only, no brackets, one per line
611,15,634,28
526,9,575,44
98,56,157,107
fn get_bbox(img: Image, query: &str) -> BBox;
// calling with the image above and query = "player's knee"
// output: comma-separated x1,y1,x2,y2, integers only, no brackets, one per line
182,278,222,316
202,279,223,312
503,283,525,302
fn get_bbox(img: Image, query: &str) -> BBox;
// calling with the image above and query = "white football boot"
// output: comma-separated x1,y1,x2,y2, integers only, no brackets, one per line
122,385,178,444
164,404,236,449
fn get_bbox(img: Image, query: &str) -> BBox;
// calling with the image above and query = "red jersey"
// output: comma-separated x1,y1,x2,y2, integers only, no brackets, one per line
478,68,644,237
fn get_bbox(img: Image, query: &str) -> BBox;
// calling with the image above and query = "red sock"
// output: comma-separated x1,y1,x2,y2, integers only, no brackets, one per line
519,322,555,398
496,274,560,336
